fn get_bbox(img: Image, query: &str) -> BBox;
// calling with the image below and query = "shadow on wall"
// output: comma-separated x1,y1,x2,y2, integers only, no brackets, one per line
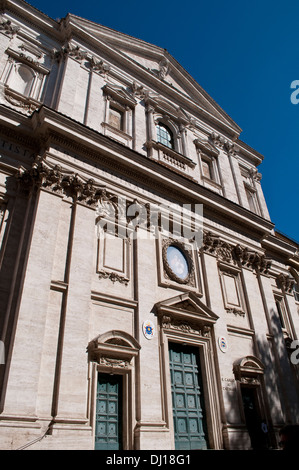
225,307,298,450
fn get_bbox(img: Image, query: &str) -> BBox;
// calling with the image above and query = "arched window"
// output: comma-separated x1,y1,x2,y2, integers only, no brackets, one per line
10,64,35,97
293,281,299,302
156,122,174,149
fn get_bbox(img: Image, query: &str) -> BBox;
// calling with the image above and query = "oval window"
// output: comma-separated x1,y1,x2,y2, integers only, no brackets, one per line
166,245,189,280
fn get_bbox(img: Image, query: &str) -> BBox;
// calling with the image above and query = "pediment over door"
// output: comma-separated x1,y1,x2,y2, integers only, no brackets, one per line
155,292,219,337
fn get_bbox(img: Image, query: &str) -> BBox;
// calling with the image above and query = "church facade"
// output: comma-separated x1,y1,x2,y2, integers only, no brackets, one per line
0,0,298,450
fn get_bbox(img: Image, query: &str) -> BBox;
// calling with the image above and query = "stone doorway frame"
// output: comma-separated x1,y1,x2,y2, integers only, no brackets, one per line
155,292,223,449
87,330,140,450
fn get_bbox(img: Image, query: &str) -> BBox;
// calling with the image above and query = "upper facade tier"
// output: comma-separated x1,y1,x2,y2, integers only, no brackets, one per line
0,0,270,223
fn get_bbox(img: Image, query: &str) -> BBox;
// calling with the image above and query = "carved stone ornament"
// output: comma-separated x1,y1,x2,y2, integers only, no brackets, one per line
158,58,169,79
249,167,262,182
131,81,148,99
52,42,89,64
225,307,245,317
162,238,195,286
98,270,129,285
3,89,40,115
64,42,87,62
210,132,236,155
202,231,234,263
234,244,272,274
0,19,19,36
16,162,105,206
89,56,110,74
240,377,260,385
277,273,295,294
161,314,211,337
99,357,130,369
87,331,140,367
202,230,272,273
96,189,118,219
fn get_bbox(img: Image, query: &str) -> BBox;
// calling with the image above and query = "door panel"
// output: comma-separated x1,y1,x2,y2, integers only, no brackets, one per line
95,373,122,450
241,386,268,449
169,343,208,450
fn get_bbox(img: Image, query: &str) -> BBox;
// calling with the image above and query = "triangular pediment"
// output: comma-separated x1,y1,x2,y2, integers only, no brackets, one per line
155,292,219,326
67,15,242,136
102,83,136,106
194,138,219,157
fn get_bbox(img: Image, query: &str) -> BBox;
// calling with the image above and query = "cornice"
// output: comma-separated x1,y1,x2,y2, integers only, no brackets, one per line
262,233,299,264
2,0,62,39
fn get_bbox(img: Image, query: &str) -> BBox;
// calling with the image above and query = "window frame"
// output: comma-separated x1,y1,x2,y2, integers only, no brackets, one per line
193,139,223,192
1,48,49,104
108,104,125,132
156,121,175,150
240,165,262,215
101,84,136,147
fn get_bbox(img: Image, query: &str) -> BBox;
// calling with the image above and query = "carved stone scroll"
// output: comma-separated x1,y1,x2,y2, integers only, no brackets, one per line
278,273,295,294
202,230,272,274
16,163,105,206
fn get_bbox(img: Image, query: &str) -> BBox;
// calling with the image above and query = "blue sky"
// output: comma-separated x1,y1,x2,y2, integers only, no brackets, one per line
28,0,299,242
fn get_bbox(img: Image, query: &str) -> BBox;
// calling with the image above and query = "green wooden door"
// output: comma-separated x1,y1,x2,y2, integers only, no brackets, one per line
169,343,208,450
95,373,122,450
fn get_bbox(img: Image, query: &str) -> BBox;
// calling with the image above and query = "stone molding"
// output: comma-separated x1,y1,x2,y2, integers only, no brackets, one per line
155,292,219,332
233,355,264,384
193,137,219,158
87,330,140,369
162,237,195,286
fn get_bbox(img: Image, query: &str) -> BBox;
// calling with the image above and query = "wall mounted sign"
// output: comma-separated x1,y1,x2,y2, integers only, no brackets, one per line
218,336,228,353
143,320,155,340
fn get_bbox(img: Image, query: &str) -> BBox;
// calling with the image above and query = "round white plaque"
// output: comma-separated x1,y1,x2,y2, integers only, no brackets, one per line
143,320,155,340
218,336,228,353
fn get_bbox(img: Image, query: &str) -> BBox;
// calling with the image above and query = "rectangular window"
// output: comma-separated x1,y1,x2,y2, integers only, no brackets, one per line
109,106,124,130
201,159,213,180
275,296,287,329
245,186,258,213
293,283,299,302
